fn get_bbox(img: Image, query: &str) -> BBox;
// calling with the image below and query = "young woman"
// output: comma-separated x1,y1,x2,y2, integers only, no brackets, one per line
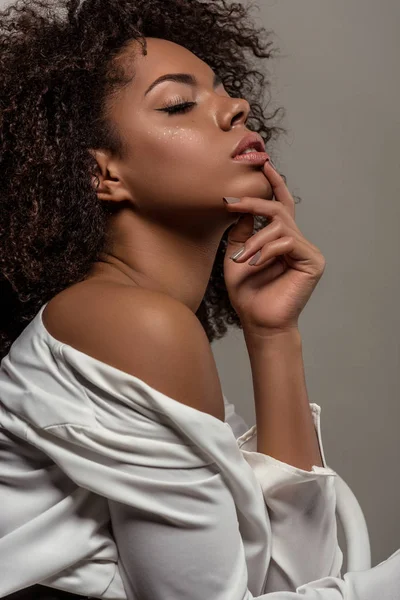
0,0,399,598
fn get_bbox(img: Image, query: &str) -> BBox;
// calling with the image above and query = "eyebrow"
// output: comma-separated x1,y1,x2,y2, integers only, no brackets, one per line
144,71,223,97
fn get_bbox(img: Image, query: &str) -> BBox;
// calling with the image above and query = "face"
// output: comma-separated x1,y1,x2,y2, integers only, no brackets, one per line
99,37,273,226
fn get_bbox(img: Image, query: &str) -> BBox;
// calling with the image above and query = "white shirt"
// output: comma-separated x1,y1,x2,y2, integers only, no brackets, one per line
0,302,399,599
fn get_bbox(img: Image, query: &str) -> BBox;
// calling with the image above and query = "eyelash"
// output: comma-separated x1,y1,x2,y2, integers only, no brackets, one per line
158,100,196,115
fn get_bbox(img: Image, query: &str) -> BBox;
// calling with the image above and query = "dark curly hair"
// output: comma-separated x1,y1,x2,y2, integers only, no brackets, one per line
0,0,295,361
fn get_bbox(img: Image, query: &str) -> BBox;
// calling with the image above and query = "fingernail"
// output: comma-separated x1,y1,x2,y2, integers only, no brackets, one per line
249,250,262,266
267,159,277,170
230,247,245,261
223,197,241,204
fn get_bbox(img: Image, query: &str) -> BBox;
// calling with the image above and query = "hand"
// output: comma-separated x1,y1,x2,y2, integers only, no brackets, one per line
223,160,326,336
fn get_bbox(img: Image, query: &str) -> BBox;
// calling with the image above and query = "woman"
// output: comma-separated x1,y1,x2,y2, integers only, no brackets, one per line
0,0,399,598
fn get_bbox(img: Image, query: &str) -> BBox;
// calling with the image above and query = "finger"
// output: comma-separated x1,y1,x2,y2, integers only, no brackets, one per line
229,218,302,263
249,236,325,277
224,196,301,234
263,160,296,220
226,213,255,247
248,236,295,267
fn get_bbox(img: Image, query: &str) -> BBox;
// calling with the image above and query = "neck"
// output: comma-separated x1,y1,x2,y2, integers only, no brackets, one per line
88,206,236,313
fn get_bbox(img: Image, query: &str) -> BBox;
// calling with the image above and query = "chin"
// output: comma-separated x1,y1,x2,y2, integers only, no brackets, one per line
236,184,273,201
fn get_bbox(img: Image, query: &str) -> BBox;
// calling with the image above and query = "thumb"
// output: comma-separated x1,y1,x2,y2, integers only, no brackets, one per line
226,213,255,251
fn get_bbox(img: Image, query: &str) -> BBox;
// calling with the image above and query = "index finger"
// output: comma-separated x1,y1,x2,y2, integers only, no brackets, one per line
263,159,296,220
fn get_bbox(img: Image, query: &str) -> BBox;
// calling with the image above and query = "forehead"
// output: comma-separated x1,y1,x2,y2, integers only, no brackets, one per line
126,37,212,92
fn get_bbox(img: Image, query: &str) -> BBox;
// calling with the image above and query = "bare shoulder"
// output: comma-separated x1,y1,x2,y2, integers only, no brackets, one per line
43,282,225,421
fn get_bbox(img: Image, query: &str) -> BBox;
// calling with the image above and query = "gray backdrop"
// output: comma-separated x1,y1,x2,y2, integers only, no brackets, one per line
213,0,400,568
1,0,398,572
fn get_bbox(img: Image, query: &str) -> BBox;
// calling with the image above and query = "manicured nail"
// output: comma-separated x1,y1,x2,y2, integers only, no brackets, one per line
230,247,245,261
223,197,241,204
249,250,262,266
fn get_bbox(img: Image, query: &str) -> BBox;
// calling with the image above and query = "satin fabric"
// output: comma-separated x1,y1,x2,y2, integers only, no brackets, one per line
0,303,399,599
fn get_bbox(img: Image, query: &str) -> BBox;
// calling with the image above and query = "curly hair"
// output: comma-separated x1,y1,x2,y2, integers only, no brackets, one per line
0,0,294,361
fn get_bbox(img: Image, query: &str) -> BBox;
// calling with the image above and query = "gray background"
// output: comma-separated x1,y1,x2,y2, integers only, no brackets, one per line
213,0,400,568
1,0,398,572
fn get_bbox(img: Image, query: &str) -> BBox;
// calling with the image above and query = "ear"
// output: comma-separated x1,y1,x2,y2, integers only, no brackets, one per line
89,148,131,204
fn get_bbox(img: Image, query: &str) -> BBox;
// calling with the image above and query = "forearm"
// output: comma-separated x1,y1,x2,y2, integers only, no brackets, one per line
244,328,323,471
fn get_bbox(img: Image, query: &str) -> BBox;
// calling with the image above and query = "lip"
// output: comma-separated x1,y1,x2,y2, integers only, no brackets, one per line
231,131,267,158
232,152,270,166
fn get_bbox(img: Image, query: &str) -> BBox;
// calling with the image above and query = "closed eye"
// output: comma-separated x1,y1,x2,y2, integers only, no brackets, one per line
156,101,196,115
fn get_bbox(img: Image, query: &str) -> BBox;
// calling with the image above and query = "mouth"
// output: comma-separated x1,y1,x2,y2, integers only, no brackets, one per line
231,132,270,166
232,151,270,166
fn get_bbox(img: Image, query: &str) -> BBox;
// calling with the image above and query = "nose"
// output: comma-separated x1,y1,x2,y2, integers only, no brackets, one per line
218,96,251,131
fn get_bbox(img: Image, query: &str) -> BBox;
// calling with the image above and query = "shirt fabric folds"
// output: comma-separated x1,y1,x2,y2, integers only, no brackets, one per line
0,302,399,599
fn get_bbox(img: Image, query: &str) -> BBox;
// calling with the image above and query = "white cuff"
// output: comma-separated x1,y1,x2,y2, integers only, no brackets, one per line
236,403,337,478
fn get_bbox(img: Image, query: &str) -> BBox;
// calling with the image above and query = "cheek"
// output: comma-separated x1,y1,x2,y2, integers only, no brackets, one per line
149,128,206,165
135,128,217,179
124,125,229,202
144,129,229,189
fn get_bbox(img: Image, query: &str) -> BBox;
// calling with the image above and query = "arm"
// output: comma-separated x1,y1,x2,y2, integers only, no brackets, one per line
244,328,322,470
224,390,342,590
242,327,343,591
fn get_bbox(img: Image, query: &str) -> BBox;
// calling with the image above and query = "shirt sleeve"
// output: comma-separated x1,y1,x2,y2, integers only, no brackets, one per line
224,395,343,590
109,466,400,600
24,417,400,600
239,408,343,591
223,393,250,438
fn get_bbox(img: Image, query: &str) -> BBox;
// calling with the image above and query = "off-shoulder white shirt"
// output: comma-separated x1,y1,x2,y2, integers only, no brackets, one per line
0,302,399,599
